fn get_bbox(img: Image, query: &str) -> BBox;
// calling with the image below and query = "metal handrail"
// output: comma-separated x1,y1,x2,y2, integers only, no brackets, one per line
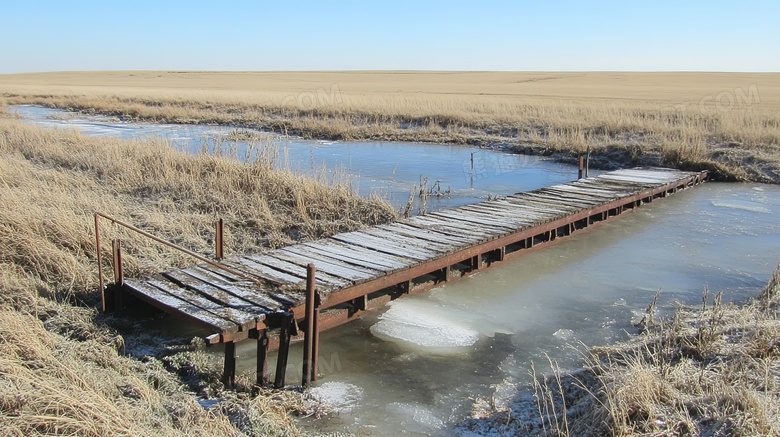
94,212,264,311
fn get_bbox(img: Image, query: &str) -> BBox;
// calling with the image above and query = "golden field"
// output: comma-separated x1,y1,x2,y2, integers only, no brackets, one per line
2,71,779,182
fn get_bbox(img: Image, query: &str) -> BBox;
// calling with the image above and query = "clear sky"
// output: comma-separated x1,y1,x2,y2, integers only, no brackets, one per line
2,0,778,74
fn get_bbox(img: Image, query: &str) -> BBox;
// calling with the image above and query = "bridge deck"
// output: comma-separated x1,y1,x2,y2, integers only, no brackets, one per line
120,167,707,347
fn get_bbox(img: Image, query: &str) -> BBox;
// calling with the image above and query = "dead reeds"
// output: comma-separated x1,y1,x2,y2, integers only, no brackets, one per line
0,115,396,435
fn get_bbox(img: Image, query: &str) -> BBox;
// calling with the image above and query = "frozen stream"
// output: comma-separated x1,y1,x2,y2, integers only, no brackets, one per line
8,105,581,213
9,105,780,435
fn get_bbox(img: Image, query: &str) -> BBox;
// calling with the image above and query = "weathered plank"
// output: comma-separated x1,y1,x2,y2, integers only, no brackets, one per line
300,240,406,272
360,227,455,254
181,266,288,310
146,278,258,331
272,248,376,283
331,232,435,261
163,270,274,317
123,279,239,333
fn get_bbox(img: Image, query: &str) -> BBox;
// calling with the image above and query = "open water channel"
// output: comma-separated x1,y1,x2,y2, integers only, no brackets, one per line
10,105,780,435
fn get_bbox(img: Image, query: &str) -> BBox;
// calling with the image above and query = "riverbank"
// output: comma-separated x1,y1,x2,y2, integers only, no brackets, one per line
0,113,396,435
459,264,780,436
2,71,779,183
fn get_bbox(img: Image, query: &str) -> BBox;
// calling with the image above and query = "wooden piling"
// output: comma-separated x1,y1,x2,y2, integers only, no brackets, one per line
256,330,269,386
223,341,236,388
274,312,293,388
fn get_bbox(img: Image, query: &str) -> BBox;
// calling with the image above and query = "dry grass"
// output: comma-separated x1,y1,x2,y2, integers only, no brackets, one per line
535,266,780,436
1,71,779,182
461,265,780,436
0,113,396,436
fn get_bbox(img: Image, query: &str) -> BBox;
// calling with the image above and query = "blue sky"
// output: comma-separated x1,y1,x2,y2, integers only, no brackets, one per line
2,0,778,73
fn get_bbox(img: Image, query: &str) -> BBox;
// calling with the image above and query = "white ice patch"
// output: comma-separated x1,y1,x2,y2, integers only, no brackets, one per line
370,300,480,348
386,402,445,431
711,200,770,214
612,298,627,306
308,382,364,413
553,328,574,340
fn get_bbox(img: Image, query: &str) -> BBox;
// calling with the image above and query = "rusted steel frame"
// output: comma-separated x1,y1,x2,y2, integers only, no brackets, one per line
94,212,264,288
295,173,703,315
302,264,317,387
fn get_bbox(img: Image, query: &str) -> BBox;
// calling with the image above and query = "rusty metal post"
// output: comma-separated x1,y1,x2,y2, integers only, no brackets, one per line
302,264,316,387
578,155,584,179
274,312,293,388
311,294,319,382
112,239,124,286
95,213,106,312
215,218,224,260
223,341,237,388
257,330,269,386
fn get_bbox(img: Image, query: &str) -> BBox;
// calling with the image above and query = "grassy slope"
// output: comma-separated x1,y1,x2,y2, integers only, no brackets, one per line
0,112,396,436
1,71,779,182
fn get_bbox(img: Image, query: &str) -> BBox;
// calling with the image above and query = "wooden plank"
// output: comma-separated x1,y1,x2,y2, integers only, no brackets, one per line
488,200,563,221
146,278,258,331
378,222,476,246
181,266,288,310
220,258,302,287
360,227,455,254
163,269,275,315
406,215,499,240
272,249,375,283
281,245,383,278
457,204,539,225
123,280,238,333
537,187,608,204
315,238,416,270
430,210,517,231
300,241,405,272
517,192,593,210
331,232,435,262
239,255,345,289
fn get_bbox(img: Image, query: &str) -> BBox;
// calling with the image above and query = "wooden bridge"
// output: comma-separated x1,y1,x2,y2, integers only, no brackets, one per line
101,167,707,388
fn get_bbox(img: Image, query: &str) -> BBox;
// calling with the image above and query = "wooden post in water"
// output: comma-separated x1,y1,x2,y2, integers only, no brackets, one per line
302,264,317,387
256,329,269,386
274,312,293,388
578,156,584,179
223,341,236,388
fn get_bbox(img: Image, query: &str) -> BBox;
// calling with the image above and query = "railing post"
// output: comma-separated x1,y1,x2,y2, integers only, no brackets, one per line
215,218,224,260
302,264,317,388
95,213,106,312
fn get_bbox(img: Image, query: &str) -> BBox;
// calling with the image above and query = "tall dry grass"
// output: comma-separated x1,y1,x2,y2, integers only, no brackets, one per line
0,113,396,435
2,71,779,182
526,266,780,436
